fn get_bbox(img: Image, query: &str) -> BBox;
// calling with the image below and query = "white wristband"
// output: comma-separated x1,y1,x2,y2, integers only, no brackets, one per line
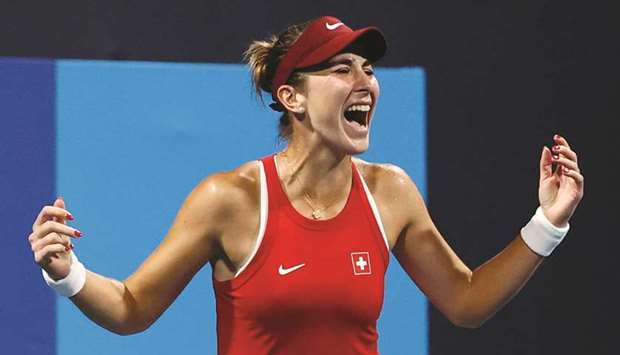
42,251,86,297
520,207,570,257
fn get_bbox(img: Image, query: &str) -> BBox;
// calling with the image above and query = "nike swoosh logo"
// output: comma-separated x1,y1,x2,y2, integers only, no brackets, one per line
278,263,306,275
325,22,344,30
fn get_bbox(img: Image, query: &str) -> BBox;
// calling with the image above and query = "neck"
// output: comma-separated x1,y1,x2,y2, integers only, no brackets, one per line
277,137,352,204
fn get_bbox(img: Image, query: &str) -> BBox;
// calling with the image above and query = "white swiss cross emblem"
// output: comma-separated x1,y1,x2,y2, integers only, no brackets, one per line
351,252,372,275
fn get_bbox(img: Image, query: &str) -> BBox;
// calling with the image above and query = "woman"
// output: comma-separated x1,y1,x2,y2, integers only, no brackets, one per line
28,16,584,354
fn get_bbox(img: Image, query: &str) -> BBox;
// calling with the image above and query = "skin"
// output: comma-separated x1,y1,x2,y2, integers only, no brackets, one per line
28,51,584,334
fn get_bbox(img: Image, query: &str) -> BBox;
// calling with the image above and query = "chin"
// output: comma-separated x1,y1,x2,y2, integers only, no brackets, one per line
342,138,370,156
321,130,370,156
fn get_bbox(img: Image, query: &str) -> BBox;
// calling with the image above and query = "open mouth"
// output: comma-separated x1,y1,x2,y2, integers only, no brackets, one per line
343,104,371,127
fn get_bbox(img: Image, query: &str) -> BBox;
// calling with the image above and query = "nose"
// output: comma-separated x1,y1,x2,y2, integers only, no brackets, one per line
352,65,372,92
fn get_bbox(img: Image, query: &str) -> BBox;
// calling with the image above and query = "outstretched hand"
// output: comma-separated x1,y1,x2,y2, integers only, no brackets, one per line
29,197,81,280
538,135,584,227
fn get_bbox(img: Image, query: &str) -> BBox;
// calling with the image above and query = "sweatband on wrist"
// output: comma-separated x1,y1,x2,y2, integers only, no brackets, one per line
520,207,570,257
42,251,86,297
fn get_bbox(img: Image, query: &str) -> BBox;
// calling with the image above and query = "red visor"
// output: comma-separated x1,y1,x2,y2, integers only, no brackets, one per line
271,16,387,101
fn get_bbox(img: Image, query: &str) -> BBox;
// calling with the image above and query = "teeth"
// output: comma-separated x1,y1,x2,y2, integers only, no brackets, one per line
346,105,371,112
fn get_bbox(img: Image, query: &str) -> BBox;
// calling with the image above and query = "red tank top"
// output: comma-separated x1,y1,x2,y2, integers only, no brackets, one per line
212,154,390,355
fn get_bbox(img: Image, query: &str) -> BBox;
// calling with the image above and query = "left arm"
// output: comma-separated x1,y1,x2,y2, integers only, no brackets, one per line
390,135,584,328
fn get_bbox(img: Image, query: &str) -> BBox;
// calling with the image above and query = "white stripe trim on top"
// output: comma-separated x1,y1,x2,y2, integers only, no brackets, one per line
356,165,390,252
234,160,268,278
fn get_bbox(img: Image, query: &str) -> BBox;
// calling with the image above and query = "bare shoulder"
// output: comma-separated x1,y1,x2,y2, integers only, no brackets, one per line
352,158,419,197
189,160,261,222
188,160,262,275
171,159,261,263
352,158,427,248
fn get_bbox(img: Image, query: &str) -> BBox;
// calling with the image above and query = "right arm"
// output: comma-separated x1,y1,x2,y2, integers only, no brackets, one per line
29,173,233,335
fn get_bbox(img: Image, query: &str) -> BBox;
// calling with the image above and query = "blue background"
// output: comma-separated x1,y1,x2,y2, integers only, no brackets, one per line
3,59,426,354
1,58,56,355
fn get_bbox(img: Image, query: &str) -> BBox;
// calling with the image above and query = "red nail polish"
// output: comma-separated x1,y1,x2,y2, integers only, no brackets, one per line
66,213,74,221
74,230,83,238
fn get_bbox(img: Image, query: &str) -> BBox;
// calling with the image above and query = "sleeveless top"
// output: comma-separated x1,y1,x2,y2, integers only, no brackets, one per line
212,154,390,355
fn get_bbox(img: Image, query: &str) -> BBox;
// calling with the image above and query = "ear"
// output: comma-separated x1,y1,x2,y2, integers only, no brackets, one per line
276,85,306,116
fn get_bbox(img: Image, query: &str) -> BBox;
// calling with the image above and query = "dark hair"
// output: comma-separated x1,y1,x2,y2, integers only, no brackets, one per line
243,21,309,142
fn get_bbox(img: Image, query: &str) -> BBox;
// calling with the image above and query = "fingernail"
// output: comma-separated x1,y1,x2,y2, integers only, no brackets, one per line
66,213,74,221
74,230,83,238
553,155,559,160
65,245,71,251
552,145,560,152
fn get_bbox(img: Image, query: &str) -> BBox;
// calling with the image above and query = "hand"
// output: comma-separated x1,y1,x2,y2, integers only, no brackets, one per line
538,135,584,227
28,197,83,280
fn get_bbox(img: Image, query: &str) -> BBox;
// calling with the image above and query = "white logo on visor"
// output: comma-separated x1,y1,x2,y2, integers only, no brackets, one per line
325,22,344,30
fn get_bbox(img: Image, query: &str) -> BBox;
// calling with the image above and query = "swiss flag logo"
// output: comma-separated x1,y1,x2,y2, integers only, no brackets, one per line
351,252,372,275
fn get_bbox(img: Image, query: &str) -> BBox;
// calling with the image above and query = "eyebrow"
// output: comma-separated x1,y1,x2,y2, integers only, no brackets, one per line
327,57,372,67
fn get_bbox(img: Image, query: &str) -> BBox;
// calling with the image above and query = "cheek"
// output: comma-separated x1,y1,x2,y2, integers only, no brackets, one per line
371,77,380,98
320,77,351,100
308,79,349,114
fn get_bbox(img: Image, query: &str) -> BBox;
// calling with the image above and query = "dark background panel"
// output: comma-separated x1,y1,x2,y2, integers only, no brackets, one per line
1,1,617,354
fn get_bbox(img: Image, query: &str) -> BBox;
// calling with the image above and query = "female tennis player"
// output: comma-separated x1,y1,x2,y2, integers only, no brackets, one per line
28,16,584,354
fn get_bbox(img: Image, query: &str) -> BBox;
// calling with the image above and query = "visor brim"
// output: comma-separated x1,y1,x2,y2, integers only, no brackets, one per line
296,27,387,68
